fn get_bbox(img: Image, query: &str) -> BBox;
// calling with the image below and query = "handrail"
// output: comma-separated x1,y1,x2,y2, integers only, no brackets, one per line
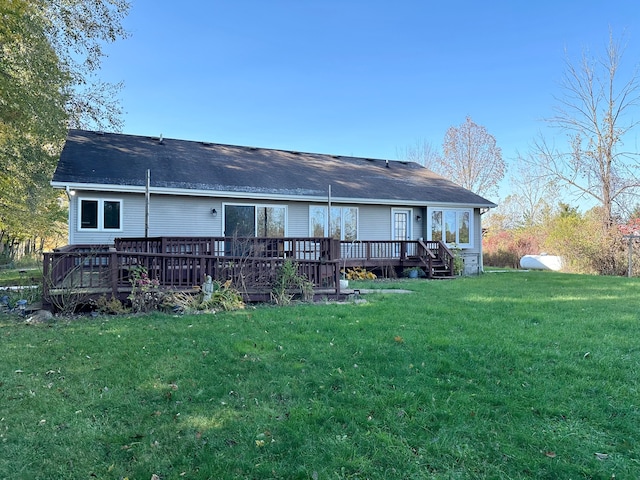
437,241,455,275
438,241,455,260
417,239,437,259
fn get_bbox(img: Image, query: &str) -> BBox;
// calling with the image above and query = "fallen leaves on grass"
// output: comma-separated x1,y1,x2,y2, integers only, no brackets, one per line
256,431,273,447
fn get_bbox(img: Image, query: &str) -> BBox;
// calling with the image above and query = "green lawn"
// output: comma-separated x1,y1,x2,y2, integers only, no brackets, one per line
1,271,639,479
0,266,41,288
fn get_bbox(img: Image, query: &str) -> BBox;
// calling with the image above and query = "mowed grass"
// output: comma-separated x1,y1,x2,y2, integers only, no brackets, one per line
0,267,41,288
1,271,639,479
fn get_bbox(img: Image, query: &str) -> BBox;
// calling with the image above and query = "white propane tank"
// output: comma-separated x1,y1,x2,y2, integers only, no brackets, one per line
519,254,563,271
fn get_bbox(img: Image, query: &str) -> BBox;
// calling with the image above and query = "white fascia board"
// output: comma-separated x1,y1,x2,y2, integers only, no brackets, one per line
426,201,498,209
51,182,497,209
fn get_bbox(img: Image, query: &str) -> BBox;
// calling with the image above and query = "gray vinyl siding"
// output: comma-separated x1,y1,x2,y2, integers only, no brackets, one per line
122,194,145,238
357,205,391,240
358,205,428,241
70,192,140,245
68,191,485,276
69,192,222,244
69,195,430,244
148,195,222,237
286,203,309,236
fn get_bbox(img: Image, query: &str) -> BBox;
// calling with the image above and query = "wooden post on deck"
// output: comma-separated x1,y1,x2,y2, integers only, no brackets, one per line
145,169,150,238
109,247,119,297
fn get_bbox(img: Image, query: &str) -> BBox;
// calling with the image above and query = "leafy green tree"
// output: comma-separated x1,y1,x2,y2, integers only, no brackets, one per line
43,0,130,130
0,0,68,140
0,0,130,259
0,0,68,258
543,206,626,275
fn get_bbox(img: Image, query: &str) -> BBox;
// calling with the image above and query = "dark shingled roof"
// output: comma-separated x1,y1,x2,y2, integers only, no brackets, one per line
52,129,496,207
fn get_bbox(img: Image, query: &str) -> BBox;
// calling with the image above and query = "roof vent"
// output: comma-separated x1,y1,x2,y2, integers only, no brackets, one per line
158,134,164,145
386,160,390,168
95,131,105,136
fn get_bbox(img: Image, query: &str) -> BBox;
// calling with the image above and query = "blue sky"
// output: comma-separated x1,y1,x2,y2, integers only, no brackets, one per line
100,0,640,202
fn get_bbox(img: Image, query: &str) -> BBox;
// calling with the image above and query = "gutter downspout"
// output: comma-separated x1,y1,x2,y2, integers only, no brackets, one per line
65,186,73,244
479,207,490,274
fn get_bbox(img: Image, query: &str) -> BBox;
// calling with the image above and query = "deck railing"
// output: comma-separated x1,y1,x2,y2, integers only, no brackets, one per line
42,237,453,308
340,239,454,276
43,238,343,306
341,240,422,261
115,236,340,261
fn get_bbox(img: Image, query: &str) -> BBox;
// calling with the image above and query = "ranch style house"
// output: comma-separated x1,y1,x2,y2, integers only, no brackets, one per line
44,129,496,307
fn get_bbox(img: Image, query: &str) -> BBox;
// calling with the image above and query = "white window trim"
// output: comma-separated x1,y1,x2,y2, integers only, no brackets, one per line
77,197,123,232
308,205,359,240
222,202,288,236
426,207,473,248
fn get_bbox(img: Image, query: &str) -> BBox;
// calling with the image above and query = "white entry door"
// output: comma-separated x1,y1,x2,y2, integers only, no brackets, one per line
393,209,411,257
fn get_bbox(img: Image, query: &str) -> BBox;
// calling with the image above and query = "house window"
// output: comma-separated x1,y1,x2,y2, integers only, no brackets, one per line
79,198,122,231
80,200,98,229
257,206,285,237
428,208,472,247
309,206,358,240
224,204,286,237
104,201,121,229
310,206,326,237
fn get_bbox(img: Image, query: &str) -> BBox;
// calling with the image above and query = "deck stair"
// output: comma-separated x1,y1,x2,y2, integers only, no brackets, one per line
417,239,456,279
429,258,456,278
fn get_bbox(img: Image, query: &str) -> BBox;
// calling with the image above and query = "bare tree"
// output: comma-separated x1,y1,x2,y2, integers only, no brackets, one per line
483,195,524,231
508,153,559,227
396,140,441,170
440,116,505,198
531,33,640,228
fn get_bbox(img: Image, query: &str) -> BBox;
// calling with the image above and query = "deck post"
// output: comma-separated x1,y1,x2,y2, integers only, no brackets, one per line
109,247,119,298
42,253,51,307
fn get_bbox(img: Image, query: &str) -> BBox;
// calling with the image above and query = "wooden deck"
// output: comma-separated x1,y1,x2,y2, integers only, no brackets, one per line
42,237,454,310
